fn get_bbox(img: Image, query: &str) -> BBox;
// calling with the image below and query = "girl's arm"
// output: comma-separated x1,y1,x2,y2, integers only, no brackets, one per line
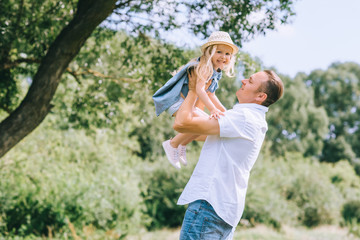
174,73,220,135
194,74,223,119
208,92,226,112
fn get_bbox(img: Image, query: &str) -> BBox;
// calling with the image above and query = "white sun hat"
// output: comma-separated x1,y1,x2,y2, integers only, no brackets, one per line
200,31,239,54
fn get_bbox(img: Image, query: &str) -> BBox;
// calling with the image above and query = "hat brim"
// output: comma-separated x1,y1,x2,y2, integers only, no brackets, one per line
201,41,239,54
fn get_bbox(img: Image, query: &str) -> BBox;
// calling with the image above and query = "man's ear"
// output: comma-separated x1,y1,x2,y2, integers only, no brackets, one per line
256,92,267,104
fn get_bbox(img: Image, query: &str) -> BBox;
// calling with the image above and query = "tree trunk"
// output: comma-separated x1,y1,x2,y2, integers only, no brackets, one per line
0,0,117,158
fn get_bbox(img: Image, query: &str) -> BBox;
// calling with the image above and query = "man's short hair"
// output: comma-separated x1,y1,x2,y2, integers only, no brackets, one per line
259,70,284,107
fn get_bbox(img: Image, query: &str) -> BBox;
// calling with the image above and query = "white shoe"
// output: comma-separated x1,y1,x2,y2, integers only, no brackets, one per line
162,140,181,169
178,145,187,166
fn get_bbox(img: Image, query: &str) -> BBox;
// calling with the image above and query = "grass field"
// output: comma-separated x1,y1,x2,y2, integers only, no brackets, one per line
126,225,360,240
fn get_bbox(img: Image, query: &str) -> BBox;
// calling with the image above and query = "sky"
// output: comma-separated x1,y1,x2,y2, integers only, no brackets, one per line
167,0,360,78
241,0,360,77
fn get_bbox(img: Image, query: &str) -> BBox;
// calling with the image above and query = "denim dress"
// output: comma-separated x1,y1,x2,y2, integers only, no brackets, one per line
152,62,222,116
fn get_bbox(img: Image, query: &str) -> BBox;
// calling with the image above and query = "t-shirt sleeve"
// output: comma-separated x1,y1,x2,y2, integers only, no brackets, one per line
218,109,256,141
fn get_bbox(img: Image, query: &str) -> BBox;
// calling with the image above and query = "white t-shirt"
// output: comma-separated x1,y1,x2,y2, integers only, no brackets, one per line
177,103,268,227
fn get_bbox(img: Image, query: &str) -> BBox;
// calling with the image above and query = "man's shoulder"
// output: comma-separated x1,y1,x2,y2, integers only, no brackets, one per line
223,104,267,126
231,104,268,116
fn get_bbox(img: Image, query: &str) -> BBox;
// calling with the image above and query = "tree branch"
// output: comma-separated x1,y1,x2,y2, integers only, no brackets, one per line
66,68,82,85
3,58,41,69
0,0,117,158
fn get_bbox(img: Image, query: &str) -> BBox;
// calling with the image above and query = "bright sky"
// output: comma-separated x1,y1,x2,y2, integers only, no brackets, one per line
241,0,360,77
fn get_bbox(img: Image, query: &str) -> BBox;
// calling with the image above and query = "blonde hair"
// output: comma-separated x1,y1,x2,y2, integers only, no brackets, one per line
187,45,235,83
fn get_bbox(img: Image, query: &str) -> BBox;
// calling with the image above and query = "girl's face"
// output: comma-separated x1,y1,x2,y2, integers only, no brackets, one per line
211,44,233,71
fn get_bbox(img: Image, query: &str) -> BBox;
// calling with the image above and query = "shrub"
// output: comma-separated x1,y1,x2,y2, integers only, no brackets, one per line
242,154,299,229
346,219,360,238
284,161,343,227
0,126,143,237
342,200,360,224
244,152,348,228
326,160,360,200
139,148,201,230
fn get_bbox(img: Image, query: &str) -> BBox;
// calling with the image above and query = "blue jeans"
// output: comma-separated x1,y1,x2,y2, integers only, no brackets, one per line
180,200,233,240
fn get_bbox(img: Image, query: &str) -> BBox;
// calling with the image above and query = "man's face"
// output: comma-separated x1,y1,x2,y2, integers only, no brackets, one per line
236,71,267,104
211,44,233,71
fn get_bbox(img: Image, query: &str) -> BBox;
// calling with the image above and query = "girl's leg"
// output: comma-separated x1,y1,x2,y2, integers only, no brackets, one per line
170,107,208,165
170,105,208,148
170,102,206,147
170,133,196,148
170,133,198,166
171,104,209,148
163,98,209,168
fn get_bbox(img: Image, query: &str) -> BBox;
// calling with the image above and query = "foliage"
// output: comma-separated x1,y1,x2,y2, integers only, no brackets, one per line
0,0,77,114
345,219,360,238
111,0,296,48
0,122,142,237
342,200,360,224
52,30,194,160
342,200,360,238
265,73,329,157
243,152,360,229
139,157,196,230
243,155,298,229
2,123,360,238
0,0,296,122
306,63,360,164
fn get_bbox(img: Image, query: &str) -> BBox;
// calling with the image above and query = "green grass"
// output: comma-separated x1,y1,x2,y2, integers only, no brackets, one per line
126,225,360,240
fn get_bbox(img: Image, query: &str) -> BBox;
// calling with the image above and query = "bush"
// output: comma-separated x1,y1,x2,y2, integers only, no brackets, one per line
244,152,348,228
326,161,360,205
283,157,343,227
2,120,360,238
242,154,299,229
346,219,360,238
342,200,360,224
0,125,143,238
139,148,201,230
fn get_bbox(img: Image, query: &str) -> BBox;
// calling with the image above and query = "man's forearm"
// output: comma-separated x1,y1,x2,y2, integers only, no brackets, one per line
173,90,221,135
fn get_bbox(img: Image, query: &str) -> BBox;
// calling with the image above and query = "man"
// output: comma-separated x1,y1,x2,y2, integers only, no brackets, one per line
173,70,284,239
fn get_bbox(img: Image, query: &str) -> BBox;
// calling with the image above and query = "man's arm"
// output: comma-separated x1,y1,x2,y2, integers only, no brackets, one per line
173,73,220,135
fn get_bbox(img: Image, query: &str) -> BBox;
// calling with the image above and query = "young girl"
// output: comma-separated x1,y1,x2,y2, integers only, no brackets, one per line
152,31,238,169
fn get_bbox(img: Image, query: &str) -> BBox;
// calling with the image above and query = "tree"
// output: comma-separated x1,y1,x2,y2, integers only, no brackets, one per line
0,0,118,157
306,62,360,164
0,0,296,158
265,72,329,157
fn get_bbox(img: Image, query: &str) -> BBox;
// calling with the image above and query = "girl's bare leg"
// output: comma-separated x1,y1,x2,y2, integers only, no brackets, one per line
170,133,198,148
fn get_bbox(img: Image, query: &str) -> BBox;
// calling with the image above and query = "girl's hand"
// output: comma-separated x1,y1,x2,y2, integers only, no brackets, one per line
209,108,224,119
